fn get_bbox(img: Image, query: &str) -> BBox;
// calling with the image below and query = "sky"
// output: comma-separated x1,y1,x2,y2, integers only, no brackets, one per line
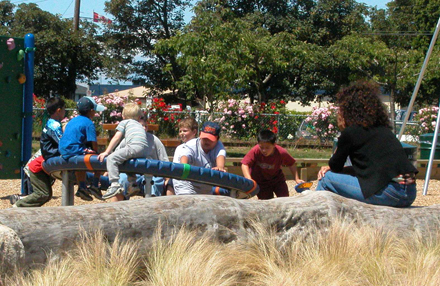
13,0,389,21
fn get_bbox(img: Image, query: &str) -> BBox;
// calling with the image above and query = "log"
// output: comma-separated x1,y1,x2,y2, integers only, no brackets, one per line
0,191,439,266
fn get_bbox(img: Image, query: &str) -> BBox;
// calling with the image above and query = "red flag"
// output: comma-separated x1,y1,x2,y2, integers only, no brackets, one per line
93,12,99,22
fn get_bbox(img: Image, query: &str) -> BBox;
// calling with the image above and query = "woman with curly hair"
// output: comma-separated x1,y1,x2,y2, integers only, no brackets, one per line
316,80,418,207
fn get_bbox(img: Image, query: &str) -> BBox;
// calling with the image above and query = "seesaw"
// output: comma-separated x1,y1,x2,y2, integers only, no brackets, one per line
42,154,260,205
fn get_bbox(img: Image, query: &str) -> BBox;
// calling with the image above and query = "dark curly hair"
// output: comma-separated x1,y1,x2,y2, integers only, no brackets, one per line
336,80,390,128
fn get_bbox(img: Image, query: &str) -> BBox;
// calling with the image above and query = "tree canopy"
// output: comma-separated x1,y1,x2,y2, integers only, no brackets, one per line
3,0,440,107
0,1,106,99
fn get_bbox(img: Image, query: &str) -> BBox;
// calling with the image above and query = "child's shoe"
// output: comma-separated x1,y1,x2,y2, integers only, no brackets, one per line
103,184,123,200
88,186,103,200
9,194,21,205
75,188,93,201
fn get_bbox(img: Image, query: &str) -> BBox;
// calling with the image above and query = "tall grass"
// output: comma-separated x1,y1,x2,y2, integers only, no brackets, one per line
4,220,440,285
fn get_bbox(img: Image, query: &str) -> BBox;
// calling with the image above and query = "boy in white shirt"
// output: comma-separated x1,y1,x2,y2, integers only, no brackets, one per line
172,121,226,195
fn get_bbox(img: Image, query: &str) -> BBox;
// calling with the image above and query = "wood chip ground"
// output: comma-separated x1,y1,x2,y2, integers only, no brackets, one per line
0,179,438,209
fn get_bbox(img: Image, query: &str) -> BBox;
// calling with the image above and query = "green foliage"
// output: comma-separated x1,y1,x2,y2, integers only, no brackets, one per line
104,0,191,96
1,2,106,99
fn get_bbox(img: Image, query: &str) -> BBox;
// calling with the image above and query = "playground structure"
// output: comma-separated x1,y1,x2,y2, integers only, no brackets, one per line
42,155,260,206
0,34,34,188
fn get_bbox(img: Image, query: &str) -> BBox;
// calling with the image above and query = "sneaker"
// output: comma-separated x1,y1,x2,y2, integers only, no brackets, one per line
127,183,141,197
75,188,93,201
9,194,20,205
88,186,103,200
103,185,123,200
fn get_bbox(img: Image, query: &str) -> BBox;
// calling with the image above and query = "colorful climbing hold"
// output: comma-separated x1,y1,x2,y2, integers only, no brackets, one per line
18,73,26,84
6,38,15,50
17,49,25,61
0,62,3,69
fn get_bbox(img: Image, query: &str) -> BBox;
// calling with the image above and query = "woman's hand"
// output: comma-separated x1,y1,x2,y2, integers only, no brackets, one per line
318,166,331,180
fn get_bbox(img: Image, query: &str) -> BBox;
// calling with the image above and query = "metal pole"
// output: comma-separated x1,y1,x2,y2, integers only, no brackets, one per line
61,171,75,206
21,34,35,195
398,16,440,140
422,102,440,195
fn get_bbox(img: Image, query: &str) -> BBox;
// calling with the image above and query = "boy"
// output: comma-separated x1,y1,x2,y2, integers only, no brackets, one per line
11,97,66,207
166,117,199,195
241,129,304,200
98,103,149,199
172,121,226,195
59,96,105,201
111,115,169,201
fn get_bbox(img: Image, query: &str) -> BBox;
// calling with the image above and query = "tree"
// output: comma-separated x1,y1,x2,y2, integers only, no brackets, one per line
0,2,106,99
156,4,333,106
369,0,440,107
104,0,191,98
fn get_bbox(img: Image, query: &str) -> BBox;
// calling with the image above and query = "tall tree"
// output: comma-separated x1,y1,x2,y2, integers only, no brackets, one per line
104,0,191,96
0,2,105,99
369,0,440,107
156,3,333,105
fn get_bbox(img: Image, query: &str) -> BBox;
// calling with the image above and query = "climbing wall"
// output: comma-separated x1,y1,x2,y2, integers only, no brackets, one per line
0,36,26,179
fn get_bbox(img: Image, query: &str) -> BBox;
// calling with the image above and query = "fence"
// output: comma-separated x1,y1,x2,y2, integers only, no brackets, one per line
32,108,422,144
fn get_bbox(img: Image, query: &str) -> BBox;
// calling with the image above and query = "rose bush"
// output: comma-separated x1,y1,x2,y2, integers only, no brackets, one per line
208,99,287,140
304,105,339,143
146,98,186,137
403,106,436,142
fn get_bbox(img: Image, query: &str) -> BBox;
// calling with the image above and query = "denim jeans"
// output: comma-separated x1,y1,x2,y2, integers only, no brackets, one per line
316,171,417,207
119,173,164,198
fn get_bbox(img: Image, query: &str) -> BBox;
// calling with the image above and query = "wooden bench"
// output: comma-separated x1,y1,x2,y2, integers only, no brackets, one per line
100,123,180,148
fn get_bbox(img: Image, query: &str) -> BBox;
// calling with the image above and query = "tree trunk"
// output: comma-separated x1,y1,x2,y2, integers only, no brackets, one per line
0,191,439,266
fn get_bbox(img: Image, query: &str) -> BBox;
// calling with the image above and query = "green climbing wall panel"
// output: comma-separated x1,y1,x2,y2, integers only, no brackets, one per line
0,36,25,179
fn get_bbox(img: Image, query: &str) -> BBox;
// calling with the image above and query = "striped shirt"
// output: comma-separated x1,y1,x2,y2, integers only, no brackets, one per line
116,119,148,148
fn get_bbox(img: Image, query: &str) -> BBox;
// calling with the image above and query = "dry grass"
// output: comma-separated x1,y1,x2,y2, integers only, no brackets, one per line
6,231,142,286
3,221,440,285
0,178,439,209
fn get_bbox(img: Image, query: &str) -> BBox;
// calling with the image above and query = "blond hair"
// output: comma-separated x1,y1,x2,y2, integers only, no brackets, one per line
178,117,198,131
122,103,142,120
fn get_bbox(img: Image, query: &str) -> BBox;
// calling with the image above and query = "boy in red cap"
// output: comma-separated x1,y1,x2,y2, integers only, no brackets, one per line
172,121,227,195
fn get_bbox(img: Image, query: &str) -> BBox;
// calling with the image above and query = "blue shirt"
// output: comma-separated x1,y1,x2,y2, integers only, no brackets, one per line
59,115,97,159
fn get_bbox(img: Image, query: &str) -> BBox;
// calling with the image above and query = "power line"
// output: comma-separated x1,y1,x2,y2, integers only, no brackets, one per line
62,0,74,18
11,0,48,4
364,31,434,36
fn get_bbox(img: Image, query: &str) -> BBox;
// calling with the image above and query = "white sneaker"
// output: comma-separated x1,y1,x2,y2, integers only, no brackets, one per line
103,185,123,200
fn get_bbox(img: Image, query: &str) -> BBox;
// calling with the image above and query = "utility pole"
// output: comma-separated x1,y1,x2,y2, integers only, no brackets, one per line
73,0,81,31
68,0,81,100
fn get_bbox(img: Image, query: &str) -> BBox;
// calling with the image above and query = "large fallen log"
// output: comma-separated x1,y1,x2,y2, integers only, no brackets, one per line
0,191,439,266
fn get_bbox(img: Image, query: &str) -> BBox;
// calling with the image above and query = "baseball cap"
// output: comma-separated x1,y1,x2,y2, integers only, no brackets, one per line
200,122,220,141
77,96,105,113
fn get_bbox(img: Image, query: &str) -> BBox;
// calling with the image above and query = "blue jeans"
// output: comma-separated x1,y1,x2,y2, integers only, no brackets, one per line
119,173,164,198
316,171,417,207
